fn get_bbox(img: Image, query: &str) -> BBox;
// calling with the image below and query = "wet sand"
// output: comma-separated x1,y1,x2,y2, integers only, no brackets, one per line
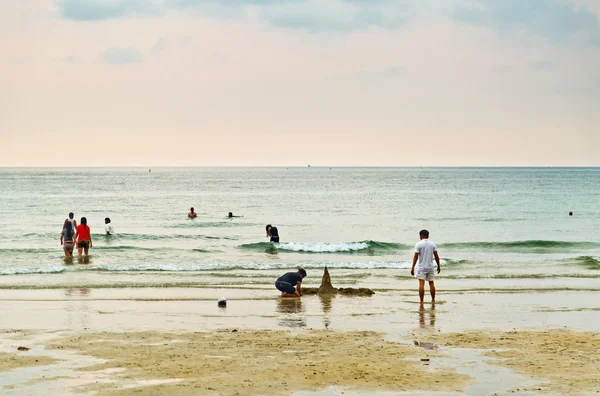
1,287,600,395
426,330,600,394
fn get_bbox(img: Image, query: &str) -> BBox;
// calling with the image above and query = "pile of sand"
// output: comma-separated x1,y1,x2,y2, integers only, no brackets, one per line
303,267,374,296
45,329,467,395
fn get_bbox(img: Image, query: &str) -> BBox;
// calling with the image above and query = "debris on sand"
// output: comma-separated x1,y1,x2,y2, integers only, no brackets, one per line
413,340,438,350
302,267,374,296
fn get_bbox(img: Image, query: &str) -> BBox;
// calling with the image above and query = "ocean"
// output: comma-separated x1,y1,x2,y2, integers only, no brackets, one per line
1,167,599,291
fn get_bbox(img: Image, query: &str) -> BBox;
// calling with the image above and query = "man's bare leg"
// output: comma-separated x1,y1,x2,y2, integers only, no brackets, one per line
418,279,425,304
429,281,436,302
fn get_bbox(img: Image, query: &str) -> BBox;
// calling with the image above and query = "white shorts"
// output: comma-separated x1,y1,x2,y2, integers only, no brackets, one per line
416,270,434,281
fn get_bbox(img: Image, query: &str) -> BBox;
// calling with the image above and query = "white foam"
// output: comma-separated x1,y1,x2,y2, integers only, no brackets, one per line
0,266,66,276
275,241,370,253
0,260,421,276
305,261,412,269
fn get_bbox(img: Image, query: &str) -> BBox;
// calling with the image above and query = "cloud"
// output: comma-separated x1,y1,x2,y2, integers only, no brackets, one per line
64,56,77,63
56,0,600,43
452,0,600,45
56,0,420,29
57,0,153,21
99,47,143,65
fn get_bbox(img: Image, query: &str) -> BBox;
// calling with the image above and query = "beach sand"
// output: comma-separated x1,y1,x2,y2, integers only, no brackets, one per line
0,352,57,371
42,329,468,395
1,287,600,395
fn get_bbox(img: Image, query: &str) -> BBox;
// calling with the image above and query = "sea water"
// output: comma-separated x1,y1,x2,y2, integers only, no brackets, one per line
0,167,598,290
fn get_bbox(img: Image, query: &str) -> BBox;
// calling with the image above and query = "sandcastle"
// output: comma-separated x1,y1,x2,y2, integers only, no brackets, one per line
303,267,375,296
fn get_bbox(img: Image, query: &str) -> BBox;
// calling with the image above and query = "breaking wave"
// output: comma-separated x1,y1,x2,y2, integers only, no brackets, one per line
239,241,410,254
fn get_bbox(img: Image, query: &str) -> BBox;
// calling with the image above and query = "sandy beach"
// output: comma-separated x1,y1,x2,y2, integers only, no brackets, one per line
2,284,600,395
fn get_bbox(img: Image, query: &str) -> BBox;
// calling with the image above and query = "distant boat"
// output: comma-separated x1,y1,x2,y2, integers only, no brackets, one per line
308,165,311,168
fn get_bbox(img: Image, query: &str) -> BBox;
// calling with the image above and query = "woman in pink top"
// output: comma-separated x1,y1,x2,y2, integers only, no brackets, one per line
75,217,93,257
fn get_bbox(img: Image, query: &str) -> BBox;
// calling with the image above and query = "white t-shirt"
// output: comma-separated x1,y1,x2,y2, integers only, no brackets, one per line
415,239,437,272
105,224,114,234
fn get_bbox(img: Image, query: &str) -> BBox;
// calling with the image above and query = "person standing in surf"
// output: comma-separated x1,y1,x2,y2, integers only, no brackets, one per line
411,229,441,305
188,207,197,218
104,217,114,235
60,222,75,257
75,217,92,257
275,269,306,297
266,224,279,243
63,212,77,230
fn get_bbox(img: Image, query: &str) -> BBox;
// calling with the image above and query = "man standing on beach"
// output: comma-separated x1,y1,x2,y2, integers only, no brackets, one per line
411,230,440,304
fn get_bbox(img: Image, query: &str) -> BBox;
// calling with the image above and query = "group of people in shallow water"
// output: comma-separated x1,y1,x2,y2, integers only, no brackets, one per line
59,208,438,303
59,212,114,257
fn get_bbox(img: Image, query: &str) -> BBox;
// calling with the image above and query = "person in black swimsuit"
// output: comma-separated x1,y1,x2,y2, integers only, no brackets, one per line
275,269,307,297
266,224,279,243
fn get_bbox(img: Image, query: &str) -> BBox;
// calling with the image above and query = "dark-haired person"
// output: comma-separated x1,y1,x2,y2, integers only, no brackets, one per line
275,269,307,297
188,207,197,218
105,217,114,235
75,217,92,257
266,224,279,243
411,229,440,305
60,222,76,257
63,212,77,230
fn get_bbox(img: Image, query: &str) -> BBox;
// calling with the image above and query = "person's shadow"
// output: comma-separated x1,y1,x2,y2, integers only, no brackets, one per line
418,303,436,329
276,298,306,328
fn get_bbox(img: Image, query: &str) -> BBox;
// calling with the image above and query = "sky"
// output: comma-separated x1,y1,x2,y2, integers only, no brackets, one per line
1,0,599,167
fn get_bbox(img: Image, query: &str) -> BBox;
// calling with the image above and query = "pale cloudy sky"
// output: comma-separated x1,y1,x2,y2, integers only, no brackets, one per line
1,0,599,166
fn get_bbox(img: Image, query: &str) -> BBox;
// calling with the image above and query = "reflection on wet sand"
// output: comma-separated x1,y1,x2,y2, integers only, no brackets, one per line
276,298,306,328
419,303,436,328
64,289,92,329
77,256,92,265
64,289,91,297
319,295,334,328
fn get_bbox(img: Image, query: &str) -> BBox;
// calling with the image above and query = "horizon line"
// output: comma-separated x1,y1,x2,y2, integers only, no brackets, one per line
1,165,599,169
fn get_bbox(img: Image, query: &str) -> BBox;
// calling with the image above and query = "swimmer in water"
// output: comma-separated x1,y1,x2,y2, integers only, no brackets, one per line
266,224,279,243
104,217,114,235
228,212,242,218
188,207,197,218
